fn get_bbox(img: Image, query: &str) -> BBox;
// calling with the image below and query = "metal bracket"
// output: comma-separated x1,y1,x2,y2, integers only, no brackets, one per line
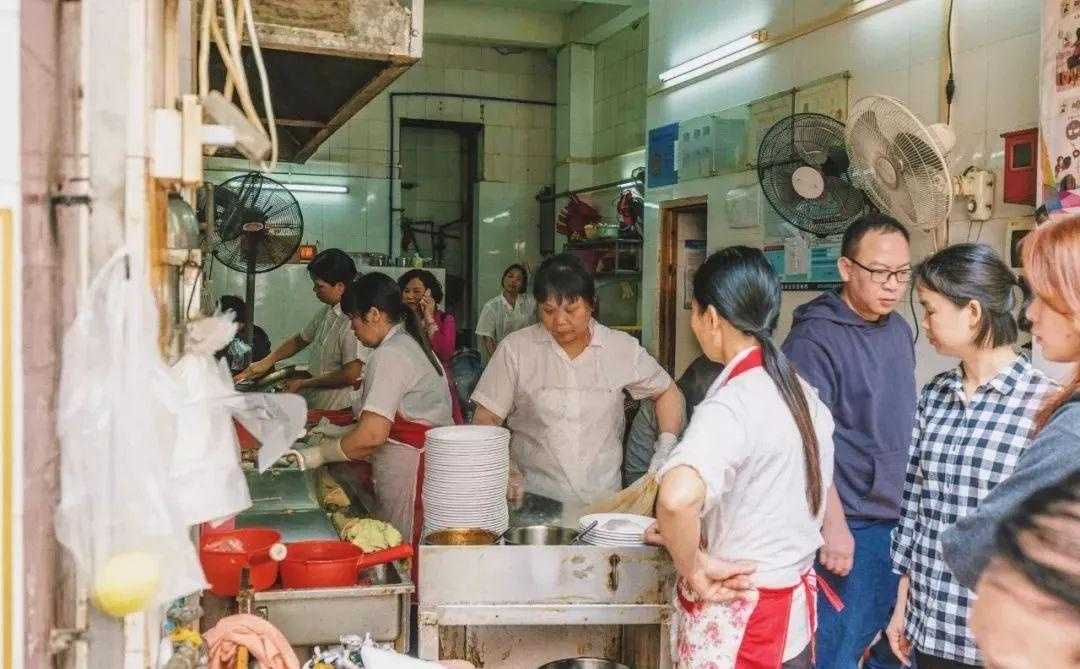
48,627,86,655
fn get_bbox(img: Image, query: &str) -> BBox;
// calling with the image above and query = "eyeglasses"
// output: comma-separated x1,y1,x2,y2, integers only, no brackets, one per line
845,257,912,285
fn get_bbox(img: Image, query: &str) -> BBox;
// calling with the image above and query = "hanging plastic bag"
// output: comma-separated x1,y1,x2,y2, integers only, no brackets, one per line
171,312,307,526
55,250,206,616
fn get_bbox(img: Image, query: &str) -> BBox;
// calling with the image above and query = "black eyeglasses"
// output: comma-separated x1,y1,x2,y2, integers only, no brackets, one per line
845,257,912,285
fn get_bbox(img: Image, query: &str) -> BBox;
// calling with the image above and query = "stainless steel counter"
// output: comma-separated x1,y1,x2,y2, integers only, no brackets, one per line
418,540,674,667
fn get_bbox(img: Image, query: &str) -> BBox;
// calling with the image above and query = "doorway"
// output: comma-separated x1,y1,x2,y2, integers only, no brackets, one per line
659,197,707,376
399,119,482,336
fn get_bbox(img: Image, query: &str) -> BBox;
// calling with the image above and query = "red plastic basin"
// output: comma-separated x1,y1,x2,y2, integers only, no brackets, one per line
199,528,282,596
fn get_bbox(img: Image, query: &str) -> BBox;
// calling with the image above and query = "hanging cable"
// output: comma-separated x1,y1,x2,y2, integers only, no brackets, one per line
945,0,956,124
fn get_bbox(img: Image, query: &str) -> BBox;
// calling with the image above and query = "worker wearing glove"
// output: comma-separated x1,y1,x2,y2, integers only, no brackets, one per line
288,433,349,470
647,432,679,474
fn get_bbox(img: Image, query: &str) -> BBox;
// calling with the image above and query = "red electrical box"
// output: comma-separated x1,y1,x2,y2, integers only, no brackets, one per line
1001,128,1038,206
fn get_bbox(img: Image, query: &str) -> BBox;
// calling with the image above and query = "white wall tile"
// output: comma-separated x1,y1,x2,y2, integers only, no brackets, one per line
951,46,991,133
985,31,1040,134
953,0,993,53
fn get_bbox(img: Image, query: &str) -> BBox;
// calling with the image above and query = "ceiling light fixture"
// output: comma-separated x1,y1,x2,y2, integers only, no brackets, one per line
265,182,350,194
658,30,767,86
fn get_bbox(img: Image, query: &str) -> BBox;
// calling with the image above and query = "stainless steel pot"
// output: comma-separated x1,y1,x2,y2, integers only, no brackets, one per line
502,525,578,546
537,659,629,669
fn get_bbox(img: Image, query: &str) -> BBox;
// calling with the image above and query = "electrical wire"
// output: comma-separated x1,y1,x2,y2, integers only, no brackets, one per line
945,0,956,124
198,0,278,170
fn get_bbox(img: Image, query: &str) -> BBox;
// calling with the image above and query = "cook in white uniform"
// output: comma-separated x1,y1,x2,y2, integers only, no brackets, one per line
293,272,453,545
475,263,536,358
471,253,685,507
236,249,369,411
653,246,835,668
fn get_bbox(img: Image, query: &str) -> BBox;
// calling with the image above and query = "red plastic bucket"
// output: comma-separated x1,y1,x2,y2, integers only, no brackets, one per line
199,528,283,596
280,541,414,589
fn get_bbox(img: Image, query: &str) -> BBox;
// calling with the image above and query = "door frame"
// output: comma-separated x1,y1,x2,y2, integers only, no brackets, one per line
658,196,707,372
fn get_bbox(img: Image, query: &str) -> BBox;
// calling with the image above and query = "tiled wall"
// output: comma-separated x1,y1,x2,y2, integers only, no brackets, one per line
205,40,557,348
643,0,1041,384
593,20,649,160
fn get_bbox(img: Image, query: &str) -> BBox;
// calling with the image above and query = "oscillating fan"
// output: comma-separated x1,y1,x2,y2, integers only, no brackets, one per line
845,95,996,249
757,113,868,238
206,172,304,345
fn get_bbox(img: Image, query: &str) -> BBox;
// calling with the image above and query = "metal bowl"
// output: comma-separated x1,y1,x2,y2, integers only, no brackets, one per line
422,528,499,546
537,659,629,669
503,525,578,546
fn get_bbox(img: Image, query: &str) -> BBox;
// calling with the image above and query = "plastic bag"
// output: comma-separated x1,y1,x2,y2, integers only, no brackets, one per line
171,312,307,525
55,250,207,615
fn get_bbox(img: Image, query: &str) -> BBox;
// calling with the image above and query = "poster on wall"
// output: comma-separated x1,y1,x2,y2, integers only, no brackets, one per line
647,123,679,188
682,239,706,309
763,235,843,290
1041,0,1080,217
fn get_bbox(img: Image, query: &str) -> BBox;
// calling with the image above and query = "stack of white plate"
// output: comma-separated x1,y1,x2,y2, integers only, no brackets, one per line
422,425,511,536
577,513,653,546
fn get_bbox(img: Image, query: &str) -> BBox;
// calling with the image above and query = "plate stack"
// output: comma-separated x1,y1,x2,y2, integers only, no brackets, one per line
577,513,653,547
422,425,511,536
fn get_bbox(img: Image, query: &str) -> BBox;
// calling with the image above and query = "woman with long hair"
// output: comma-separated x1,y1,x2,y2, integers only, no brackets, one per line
886,244,1056,668
399,269,464,423
653,246,835,668
293,272,453,548
941,218,1080,608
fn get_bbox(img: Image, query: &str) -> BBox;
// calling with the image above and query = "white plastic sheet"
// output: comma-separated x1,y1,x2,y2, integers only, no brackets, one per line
55,251,206,612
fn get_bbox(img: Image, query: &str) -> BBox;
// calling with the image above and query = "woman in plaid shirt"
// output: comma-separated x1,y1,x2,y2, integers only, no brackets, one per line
886,244,1057,668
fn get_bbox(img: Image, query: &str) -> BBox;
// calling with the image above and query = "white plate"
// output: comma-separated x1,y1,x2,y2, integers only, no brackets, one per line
425,425,511,442
579,513,654,531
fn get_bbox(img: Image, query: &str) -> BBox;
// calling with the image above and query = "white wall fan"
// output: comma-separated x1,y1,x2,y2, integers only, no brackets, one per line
845,95,994,250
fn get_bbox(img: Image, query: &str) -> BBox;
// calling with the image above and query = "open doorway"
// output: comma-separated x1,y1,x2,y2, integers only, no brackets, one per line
659,197,707,375
399,120,482,338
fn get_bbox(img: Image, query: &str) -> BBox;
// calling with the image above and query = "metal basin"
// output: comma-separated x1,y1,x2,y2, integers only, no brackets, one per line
503,525,578,546
422,528,499,546
537,659,629,669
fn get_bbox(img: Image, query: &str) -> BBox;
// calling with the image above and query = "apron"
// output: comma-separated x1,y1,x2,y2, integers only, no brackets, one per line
370,414,431,586
669,348,844,669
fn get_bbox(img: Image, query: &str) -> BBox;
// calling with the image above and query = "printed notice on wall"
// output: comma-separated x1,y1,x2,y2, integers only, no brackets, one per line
683,239,706,309
1041,0,1080,217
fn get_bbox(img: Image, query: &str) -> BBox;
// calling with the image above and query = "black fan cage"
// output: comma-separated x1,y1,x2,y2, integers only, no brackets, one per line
757,113,867,238
210,172,304,273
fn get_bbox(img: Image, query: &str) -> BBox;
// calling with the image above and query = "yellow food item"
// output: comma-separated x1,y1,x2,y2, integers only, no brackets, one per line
341,518,402,553
91,551,161,617
317,472,350,510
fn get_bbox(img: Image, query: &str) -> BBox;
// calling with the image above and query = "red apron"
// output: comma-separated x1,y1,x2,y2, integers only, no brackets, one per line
669,348,843,668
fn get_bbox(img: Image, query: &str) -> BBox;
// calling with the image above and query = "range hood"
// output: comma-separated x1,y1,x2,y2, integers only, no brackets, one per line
201,0,422,163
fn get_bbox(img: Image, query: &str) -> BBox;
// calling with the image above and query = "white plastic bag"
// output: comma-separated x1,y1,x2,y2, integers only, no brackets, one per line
171,312,307,525
55,250,206,615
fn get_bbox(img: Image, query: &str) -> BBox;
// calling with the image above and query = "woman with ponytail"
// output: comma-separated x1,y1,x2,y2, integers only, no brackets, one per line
941,219,1080,607
653,246,835,668
293,272,453,549
885,244,1056,669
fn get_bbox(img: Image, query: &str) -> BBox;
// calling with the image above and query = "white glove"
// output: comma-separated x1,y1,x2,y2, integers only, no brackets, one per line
287,435,348,470
308,417,354,439
647,432,679,474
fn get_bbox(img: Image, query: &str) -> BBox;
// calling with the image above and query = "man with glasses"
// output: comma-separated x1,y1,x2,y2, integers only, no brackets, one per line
782,214,917,669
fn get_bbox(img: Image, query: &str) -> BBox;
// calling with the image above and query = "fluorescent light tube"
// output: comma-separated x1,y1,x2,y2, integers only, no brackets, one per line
658,30,767,84
265,182,350,194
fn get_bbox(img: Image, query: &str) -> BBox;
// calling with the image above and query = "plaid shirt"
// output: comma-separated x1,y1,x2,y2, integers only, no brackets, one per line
890,355,1056,664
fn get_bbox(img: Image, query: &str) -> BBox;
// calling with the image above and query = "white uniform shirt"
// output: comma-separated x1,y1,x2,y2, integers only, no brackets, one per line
299,303,370,411
660,347,836,662
357,324,453,427
475,294,537,345
471,321,672,506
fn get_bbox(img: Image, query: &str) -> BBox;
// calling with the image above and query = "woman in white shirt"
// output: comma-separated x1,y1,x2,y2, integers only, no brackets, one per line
472,253,685,509
475,263,536,358
654,246,835,669
294,272,453,547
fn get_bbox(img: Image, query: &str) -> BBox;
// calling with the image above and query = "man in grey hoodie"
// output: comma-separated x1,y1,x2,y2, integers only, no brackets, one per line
782,214,917,669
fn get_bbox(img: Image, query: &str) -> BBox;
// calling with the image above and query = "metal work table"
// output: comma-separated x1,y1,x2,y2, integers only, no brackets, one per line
417,494,675,668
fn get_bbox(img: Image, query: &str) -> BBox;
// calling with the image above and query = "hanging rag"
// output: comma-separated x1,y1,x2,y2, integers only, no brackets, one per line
204,614,300,669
